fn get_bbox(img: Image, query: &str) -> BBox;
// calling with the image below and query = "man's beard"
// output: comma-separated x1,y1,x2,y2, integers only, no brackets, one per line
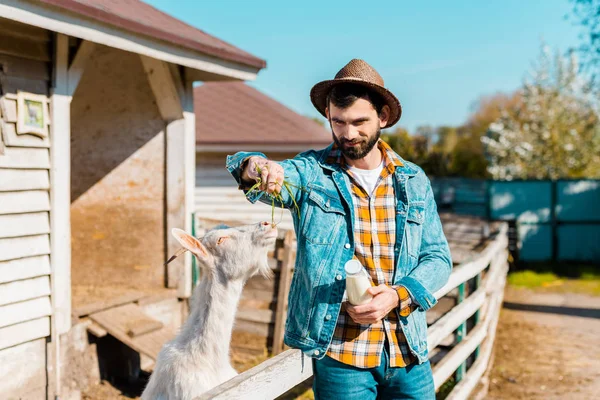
332,127,381,160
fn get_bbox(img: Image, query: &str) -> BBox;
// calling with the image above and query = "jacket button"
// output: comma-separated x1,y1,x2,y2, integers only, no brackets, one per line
344,243,351,249
336,274,342,281
325,314,332,321
314,350,320,356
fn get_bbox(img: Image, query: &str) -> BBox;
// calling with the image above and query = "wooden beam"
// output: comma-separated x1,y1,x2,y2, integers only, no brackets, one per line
163,70,195,298
197,349,313,400
67,40,95,96
272,231,295,354
50,33,72,336
140,55,182,121
0,1,260,81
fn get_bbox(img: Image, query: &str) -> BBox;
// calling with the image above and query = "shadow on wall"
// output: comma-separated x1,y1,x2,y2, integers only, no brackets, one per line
70,44,165,202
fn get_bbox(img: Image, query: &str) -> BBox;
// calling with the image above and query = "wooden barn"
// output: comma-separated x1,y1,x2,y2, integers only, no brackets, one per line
194,81,331,230
0,1,265,398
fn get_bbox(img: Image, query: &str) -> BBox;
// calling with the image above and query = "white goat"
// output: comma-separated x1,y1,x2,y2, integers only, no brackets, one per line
141,222,277,400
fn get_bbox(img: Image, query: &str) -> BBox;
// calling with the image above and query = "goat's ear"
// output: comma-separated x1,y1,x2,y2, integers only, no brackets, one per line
171,228,208,258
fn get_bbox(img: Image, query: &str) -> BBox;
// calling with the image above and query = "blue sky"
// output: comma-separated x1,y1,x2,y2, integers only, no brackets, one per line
146,0,582,132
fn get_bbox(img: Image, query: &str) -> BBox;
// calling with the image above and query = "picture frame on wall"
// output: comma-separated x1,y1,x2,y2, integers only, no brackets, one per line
16,91,49,138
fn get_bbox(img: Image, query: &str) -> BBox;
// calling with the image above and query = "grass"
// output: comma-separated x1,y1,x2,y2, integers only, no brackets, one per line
245,165,303,227
508,266,600,296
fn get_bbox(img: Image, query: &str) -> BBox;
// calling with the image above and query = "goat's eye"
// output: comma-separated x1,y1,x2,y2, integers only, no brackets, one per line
217,237,228,245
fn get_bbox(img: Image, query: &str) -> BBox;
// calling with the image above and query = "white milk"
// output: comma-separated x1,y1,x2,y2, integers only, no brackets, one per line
344,260,373,306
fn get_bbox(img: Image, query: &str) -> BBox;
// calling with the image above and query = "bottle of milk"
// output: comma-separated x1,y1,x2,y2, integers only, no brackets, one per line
344,259,373,306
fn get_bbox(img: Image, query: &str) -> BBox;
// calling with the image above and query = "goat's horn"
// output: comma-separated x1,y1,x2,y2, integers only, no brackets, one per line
164,247,187,266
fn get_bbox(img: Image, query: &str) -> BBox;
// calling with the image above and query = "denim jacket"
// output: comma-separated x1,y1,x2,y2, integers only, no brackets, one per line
226,144,452,363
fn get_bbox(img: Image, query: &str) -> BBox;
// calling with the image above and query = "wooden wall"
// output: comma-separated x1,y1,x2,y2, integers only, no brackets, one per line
70,44,167,310
0,18,52,399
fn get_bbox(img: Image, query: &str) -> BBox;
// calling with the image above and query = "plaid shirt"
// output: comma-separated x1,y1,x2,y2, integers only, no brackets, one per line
326,140,416,368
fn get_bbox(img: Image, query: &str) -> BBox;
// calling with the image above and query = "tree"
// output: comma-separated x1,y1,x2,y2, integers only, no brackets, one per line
482,44,600,179
570,0,600,89
381,127,416,161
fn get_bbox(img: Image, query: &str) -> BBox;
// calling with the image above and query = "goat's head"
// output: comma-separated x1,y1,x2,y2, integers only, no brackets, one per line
168,222,277,282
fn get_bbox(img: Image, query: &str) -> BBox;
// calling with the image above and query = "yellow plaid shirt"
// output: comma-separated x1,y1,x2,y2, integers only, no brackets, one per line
326,140,416,368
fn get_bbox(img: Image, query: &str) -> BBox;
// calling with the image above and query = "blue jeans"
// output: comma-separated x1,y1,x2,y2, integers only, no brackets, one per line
312,346,435,400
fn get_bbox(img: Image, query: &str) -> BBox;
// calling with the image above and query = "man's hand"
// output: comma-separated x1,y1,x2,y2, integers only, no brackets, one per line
241,156,284,195
346,284,399,325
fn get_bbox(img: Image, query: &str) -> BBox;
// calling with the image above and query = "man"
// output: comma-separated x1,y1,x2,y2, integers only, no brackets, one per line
226,59,452,399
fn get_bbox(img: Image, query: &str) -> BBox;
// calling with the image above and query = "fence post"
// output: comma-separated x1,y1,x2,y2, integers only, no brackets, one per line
473,272,482,358
191,212,199,288
272,231,295,354
551,180,558,262
455,282,467,382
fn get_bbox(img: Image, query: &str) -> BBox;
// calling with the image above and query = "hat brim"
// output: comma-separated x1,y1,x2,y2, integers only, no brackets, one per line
310,78,402,129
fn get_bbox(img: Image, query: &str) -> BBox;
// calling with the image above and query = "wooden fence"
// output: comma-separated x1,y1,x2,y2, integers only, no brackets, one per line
195,223,509,400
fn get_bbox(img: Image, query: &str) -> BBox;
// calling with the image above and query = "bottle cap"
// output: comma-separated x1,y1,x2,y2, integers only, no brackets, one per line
344,259,363,275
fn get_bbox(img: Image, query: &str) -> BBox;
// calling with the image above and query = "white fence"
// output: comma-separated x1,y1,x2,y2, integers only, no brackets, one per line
196,223,509,400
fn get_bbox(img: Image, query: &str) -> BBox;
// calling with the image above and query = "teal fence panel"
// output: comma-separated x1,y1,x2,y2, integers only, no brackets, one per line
556,180,600,222
518,224,553,261
490,181,552,223
558,225,600,261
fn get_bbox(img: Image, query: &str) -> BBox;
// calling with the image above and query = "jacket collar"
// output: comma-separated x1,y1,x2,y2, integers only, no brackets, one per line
317,140,419,177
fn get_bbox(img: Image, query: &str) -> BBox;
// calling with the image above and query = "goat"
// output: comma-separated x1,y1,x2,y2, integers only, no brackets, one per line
141,222,277,400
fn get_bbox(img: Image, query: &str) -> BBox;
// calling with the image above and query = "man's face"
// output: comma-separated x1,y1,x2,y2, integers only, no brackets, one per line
326,98,387,160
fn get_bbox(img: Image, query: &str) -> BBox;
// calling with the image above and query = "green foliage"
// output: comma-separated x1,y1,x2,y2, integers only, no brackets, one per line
483,43,600,179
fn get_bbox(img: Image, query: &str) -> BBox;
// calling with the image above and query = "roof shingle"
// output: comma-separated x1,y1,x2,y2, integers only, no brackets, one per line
38,0,266,69
195,82,331,146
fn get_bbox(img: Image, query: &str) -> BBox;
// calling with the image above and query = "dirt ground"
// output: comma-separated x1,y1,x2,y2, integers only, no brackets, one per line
487,286,600,400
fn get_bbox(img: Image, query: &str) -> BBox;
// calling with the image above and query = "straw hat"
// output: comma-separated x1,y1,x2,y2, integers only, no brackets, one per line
310,59,402,128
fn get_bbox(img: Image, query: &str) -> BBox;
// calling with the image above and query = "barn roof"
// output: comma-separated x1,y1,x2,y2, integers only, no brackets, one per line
194,82,331,147
37,0,266,69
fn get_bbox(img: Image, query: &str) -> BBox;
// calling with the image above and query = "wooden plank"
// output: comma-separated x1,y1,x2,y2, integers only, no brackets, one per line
233,319,270,337
237,308,274,324
0,190,50,215
0,53,50,81
197,349,313,400
0,75,49,95
272,231,294,354
73,290,147,318
0,212,50,238
127,319,164,338
445,279,506,400
427,287,486,352
87,321,108,338
0,296,52,328
89,303,176,361
0,146,50,169
434,224,508,300
0,17,51,42
0,96,18,122
1,120,50,148
0,169,49,191
0,255,50,284
0,234,50,262
0,275,51,306
0,317,50,350
49,33,72,337
0,338,47,396
0,33,51,61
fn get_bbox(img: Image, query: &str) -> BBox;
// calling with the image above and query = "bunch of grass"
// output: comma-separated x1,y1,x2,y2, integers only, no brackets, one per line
245,165,302,227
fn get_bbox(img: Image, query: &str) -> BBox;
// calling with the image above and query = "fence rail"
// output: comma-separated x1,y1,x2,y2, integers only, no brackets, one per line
195,223,509,400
